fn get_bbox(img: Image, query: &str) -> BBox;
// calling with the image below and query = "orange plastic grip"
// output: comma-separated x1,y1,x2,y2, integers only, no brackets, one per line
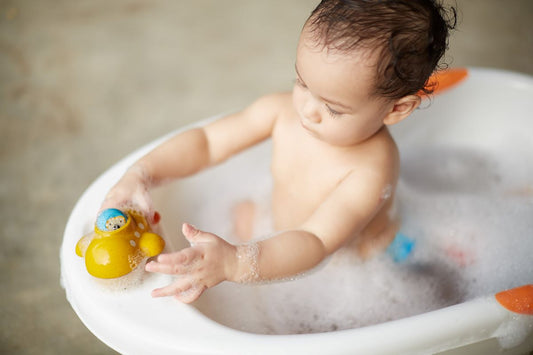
495,284,533,315
419,67,468,96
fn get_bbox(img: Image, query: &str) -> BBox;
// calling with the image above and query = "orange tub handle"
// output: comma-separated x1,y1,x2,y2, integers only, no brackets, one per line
419,67,469,96
495,284,533,315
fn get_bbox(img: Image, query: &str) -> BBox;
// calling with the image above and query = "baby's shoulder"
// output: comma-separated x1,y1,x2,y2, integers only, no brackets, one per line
350,127,400,175
250,92,292,112
244,92,293,125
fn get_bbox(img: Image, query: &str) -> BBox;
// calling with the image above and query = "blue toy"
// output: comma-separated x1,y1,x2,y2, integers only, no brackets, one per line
387,232,416,263
96,208,128,231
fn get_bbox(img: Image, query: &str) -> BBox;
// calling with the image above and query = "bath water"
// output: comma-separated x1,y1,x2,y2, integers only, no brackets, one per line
150,135,533,335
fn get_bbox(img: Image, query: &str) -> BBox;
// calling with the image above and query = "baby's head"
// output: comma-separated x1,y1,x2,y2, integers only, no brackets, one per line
306,0,457,99
293,0,457,146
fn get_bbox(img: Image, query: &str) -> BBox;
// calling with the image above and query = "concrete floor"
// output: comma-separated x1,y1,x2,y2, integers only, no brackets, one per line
1,1,532,354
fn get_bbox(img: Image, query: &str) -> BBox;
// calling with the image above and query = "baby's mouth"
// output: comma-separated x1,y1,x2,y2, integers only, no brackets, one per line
298,111,319,136
300,120,318,138
300,114,315,128
300,119,311,131
299,114,310,128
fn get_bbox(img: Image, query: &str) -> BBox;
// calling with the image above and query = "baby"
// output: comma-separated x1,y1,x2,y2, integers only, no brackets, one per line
101,0,456,303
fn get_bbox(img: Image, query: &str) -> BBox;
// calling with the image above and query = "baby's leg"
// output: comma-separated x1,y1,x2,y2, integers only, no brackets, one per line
232,200,256,242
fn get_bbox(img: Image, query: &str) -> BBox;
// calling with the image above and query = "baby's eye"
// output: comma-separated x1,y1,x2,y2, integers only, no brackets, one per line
326,104,342,117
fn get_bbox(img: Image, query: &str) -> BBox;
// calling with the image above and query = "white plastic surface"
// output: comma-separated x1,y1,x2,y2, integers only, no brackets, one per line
61,68,533,355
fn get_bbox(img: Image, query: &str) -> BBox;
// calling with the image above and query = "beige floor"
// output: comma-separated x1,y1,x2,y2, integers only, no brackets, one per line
1,1,532,354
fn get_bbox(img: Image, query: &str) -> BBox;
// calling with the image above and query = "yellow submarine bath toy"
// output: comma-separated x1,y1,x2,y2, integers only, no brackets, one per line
76,208,165,279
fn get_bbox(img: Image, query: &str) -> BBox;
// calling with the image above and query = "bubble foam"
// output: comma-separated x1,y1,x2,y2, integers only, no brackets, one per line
190,146,533,335
95,259,149,292
236,242,261,283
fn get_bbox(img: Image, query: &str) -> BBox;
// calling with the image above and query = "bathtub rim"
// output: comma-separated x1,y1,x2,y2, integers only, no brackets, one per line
60,67,533,355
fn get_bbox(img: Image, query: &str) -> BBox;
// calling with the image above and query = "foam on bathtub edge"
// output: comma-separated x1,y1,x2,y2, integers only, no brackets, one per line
494,285,533,349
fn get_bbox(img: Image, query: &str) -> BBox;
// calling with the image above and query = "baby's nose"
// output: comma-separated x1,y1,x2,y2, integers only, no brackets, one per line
302,97,321,123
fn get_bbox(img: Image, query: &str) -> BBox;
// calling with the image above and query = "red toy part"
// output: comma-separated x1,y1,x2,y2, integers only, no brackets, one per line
420,67,469,96
495,284,533,315
153,211,161,224
444,244,476,268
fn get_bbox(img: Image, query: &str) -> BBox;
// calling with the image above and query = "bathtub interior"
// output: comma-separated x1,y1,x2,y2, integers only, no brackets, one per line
61,68,533,353
154,67,533,335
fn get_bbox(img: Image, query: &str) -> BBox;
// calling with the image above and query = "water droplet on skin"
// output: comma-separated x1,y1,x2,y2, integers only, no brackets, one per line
381,184,392,201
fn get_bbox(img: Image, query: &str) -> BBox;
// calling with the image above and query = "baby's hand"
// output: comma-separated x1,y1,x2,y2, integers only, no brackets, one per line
100,164,158,224
145,223,237,303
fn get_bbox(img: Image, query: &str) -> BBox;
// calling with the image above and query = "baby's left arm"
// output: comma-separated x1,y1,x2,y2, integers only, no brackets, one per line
146,170,392,303
252,168,393,280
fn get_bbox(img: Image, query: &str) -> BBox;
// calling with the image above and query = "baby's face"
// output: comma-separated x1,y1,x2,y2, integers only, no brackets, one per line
293,31,394,146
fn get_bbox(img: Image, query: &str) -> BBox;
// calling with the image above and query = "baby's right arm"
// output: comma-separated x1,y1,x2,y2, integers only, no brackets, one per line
100,93,286,221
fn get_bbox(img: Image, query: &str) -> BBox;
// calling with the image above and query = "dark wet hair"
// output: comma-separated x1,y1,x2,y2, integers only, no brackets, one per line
306,0,457,99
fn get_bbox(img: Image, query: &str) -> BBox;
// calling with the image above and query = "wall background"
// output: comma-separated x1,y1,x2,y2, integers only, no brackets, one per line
1,1,532,353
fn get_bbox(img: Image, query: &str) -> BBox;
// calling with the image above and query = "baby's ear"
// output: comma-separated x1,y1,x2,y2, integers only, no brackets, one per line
383,95,421,126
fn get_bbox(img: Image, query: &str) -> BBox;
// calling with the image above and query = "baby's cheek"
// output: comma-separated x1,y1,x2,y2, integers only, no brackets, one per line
292,86,305,113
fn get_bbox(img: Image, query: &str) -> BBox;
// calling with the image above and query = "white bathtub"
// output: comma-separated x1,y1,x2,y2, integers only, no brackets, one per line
61,68,533,355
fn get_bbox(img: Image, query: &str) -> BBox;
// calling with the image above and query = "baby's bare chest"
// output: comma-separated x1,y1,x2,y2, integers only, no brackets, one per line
270,131,355,227
271,150,346,196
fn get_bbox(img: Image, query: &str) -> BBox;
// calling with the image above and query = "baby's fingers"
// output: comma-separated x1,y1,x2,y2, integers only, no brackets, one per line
174,284,206,304
151,279,191,298
182,223,218,244
151,279,205,303
145,248,199,274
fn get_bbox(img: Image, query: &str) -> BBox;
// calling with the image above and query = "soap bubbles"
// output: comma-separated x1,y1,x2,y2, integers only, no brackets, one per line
192,149,533,335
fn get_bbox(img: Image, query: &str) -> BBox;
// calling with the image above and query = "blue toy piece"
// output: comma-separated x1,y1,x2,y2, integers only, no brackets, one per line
387,232,416,263
96,208,128,232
